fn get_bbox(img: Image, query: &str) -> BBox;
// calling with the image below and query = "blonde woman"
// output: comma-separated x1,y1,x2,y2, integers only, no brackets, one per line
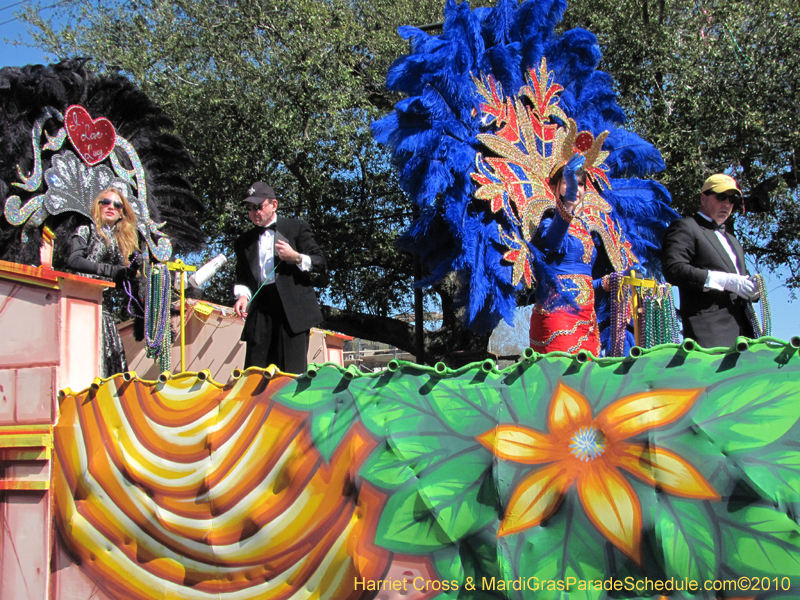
66,187,142,375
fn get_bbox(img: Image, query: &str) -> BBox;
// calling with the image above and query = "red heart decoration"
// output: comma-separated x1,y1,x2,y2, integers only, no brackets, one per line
64,105,116,166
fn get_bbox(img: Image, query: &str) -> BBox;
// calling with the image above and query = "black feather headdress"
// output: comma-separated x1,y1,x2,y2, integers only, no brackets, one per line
0,59,204,265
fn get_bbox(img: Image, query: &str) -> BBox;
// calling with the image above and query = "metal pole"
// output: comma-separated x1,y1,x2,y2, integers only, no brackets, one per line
167,259,196,373
180,272,186,371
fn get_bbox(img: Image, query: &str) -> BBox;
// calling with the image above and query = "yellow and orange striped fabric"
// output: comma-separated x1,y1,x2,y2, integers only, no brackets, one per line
53,370,391,600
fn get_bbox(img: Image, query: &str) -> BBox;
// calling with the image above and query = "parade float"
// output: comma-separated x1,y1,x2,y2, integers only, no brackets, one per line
1,1,799,599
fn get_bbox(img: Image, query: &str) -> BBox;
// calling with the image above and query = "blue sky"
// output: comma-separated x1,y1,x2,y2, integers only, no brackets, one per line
1,2,55,66
2,3,798,342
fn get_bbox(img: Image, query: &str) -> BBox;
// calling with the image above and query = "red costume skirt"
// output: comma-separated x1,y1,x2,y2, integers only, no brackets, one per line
529,301,600,355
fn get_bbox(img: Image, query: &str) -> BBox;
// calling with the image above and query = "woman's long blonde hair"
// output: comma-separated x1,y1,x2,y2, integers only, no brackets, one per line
91,187,139,265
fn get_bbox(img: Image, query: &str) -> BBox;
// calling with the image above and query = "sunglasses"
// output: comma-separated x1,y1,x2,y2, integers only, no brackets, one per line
246,201,275,211
99,198,124,210
712,191,740,202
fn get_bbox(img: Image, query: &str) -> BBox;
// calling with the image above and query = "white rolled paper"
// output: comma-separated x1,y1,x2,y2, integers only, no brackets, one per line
189,253,227,288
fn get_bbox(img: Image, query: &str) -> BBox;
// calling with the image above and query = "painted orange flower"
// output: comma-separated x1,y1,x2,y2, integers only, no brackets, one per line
478,381,718,564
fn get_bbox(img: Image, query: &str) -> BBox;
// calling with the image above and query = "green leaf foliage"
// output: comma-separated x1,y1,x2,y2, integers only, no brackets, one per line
720,506,800,577
426,379,507,437
512,499,607,600
374,447,497,554
268,343,800,599
692,376,800,452
336,343,800,590
273,367,355,411
741,450,800,503
309,394,356,463
360,435,477,490
656,498,717,586
356,374,448,438
432,534,507,599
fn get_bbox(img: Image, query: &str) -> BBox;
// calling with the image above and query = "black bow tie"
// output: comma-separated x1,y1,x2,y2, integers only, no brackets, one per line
255,223,277,234
696,214,727,232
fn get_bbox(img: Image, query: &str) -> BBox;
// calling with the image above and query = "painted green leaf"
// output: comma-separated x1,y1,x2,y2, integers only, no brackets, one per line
741,450,800,503
360,435,475,490
310,395,355,463
433,536,505,599
427,382,506,437
655,428,727,470
375,449,496,553
356,376,443,437
273,367,357,410
433,546,466,586
502,361,557,422
576,356,665,408
656,498,716,586
692,376,800,452
720,506,800,577
512,499,606,600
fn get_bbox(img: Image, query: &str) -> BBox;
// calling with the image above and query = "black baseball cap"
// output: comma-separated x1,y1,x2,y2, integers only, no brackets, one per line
243,181,278,204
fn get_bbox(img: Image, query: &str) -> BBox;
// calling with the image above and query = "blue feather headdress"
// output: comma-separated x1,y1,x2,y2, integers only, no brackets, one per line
373,0,677,336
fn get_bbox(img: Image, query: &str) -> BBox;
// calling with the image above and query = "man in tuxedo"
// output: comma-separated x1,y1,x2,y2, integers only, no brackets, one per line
233,181,326,373
663,174,759,348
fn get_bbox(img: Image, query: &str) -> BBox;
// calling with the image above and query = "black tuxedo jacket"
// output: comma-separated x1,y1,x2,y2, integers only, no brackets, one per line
233,216,326,335
662,213,754,348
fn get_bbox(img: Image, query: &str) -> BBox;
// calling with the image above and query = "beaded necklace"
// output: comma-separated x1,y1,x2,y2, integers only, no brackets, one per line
122,280,143,317
145,263,172,371
745,273,772,338
640,284,680,347
121,251,144,318
608,272,631,356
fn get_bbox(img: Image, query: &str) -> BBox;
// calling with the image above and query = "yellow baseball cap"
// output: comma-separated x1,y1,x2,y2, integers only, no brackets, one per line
701,174,741,196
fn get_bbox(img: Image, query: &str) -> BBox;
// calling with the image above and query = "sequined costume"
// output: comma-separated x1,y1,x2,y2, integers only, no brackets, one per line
65,223,131,376
530,205,613,355
372,1,680,346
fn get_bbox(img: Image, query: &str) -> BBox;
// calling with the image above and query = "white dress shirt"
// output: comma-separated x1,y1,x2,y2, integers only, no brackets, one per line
234,216,312,300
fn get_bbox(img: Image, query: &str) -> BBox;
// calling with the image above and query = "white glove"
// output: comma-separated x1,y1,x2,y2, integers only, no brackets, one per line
708,271,759,300
747,277,761,301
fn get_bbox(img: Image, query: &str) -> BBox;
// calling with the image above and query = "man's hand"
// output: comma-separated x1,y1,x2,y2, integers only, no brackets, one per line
275,239,300,264
722,273,759,300
745,275,761,301
234,295,249,319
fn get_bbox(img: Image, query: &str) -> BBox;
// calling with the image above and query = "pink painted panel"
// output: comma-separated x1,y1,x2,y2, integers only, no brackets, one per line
0,369,14,423
60,297,101,393
15,367,55,423
0,492,50,600
56,278,107,305
180,310,246,375
376,558,440,600
51,538,115,600
0,281,59,368
329,347,344,365
3,462,50,491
